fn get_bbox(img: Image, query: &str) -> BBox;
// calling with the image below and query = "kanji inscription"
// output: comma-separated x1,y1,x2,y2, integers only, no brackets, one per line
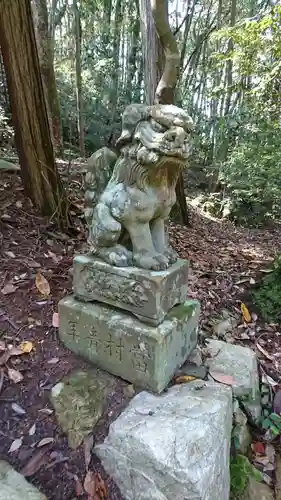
104,334,124,361
68,321,77,340
85,325,102,354
130,342,152,373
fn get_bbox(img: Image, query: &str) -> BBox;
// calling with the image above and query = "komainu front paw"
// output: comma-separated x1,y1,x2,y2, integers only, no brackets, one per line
133,252,170,271
97,245,133,267
163,247,178,264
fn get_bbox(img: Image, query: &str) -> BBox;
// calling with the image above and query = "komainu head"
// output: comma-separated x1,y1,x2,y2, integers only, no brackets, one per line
116,103,193,165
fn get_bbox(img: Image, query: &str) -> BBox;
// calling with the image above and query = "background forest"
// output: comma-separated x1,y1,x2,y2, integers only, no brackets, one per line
0,0,281,227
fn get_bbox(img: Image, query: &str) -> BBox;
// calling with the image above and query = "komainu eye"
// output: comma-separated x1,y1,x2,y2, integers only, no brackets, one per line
151,119,166,133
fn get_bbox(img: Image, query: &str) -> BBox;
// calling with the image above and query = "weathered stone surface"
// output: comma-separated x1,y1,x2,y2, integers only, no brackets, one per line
95,381,233,500
50,369,115,448
244,477,274,500
73,255,189,325
176,358,208,380
0,460,46,499
58,295,199,393
233,404,252,454
205,339,259,399
187,346,203,366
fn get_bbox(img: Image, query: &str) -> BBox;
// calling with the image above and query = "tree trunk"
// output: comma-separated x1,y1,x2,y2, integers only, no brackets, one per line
73,0,85,157
110,0,122,122
33,0,63,153
151,0,180,105
150,0,189,226
126,1,140,102
224,0,237,116
139,0,163,104
0,0,68,224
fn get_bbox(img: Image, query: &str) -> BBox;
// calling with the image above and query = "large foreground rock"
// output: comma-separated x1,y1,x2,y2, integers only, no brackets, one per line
95,381,233,500
0,460,46,499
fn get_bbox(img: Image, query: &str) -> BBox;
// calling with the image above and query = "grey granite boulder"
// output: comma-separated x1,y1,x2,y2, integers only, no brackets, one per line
205,339,259,399
0,460,46,500
205,339,261,420
95,381,233,500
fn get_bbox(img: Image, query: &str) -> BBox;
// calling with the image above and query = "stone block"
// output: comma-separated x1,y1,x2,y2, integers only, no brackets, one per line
205,339,260,400
72,254,189,325
95,381,233,500
0,460,46,500
58,295,199,393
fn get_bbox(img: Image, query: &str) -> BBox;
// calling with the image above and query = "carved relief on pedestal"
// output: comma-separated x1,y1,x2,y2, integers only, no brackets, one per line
82,268,150,308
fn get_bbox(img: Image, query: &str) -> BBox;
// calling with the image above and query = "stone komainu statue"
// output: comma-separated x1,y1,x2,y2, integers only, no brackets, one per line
84,103,193,271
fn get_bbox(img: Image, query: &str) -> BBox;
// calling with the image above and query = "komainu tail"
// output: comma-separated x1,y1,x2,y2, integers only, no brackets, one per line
84,146,117,227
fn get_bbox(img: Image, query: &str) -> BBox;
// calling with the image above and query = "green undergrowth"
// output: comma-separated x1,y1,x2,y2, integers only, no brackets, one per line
230,454,263,499
252,255,281,323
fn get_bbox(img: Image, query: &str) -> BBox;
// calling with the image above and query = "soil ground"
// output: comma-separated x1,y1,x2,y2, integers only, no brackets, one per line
0,167,281,499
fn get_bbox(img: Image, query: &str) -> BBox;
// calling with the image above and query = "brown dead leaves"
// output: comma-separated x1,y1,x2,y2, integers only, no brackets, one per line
73,435,107,499
35,270,50,297
0,339,34,388
74,471,107,499
84,471,107,500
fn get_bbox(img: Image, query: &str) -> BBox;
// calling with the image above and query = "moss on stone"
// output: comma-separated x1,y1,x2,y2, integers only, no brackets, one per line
50,369,115,449
252,255,281,323
167,300,199,321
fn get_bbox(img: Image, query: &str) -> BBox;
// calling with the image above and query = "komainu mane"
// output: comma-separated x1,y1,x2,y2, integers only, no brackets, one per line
84,103,193,271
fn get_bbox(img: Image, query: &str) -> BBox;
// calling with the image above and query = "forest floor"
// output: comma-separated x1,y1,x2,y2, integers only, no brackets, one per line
0,166,281,499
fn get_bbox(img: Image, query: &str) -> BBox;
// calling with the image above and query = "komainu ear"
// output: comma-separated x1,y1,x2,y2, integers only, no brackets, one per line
116,104,150,149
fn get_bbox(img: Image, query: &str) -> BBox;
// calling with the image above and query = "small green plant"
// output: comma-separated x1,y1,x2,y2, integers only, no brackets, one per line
252,256,281,322
262,412,281,437
230,454,263,499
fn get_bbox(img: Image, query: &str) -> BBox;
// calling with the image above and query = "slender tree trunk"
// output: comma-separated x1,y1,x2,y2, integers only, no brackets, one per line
224,0,237,115
150,0,190,225
215,0,237,169
109,0,122,123
73,0,85,157
151,0,180,104
33,0,63,153
0,0,68,224
139,0,163,104
126,2,140,102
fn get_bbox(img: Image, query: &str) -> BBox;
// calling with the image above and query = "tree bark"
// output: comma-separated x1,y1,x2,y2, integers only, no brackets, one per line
0,0,68,223
110,0,122,122
151,0,180,104
139,0,164,104
126,1,140,102
150,0,189,225
73,0,85,157
33,0,63,153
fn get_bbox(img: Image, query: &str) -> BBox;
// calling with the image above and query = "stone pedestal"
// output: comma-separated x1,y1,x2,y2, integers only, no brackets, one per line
72,254,189,325
59,254,200,392
59,296,199,393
